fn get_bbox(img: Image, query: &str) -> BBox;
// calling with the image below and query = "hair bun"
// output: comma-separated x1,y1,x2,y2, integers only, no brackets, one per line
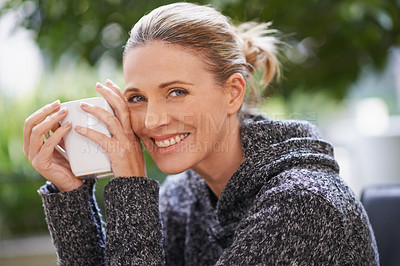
237,22,280,87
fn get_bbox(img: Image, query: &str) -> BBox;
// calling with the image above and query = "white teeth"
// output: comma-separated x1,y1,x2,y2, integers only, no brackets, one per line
164,140,170,146
155,133,189,148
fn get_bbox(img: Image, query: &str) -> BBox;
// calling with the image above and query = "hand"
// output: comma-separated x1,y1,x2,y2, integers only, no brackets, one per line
23,100,83,191
76,80,146,178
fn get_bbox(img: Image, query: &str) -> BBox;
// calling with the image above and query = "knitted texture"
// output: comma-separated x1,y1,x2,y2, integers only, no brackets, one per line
39,179,106,265
104,177,164,265
39,117,379,265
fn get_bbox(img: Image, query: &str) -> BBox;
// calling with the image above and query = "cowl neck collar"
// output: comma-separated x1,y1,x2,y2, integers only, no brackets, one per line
186,117,339,246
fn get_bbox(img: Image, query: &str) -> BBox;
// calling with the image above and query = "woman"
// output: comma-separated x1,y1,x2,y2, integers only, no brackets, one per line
23,2,378,265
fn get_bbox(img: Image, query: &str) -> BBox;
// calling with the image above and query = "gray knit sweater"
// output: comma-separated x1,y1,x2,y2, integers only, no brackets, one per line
39,116,379,265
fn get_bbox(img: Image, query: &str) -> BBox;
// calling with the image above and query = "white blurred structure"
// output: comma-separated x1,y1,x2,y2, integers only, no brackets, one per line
355,97,389,136
394,49,400,110
0,235,56,265
327,47,400,196
0,6,43,98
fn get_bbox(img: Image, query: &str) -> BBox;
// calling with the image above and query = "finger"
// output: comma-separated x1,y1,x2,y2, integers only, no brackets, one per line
39,122,72,159
51,122,61,134
96,82,132,133
23,100,60,157
95,82,119,103
45,122,60,140
80,101,123,137
105,79,125,101
46,130,67,152
75,125,112,152
59,138,66,150
29,108,68,160
95,82,120,116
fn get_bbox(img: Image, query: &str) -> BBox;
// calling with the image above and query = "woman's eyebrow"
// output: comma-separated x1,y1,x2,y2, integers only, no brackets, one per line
159,80,194,88
125,80,194,94
124,87,140,94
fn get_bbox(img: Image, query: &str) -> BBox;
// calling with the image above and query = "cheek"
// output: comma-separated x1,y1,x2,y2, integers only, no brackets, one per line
129,109,145,135
196,101,227,126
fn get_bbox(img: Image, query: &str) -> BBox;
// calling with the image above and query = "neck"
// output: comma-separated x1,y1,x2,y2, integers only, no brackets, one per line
191,118,245,198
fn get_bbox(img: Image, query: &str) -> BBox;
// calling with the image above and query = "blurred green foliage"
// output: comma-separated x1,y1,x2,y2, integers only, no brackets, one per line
219,0,400,99
2,0,399,99
0,0,399,239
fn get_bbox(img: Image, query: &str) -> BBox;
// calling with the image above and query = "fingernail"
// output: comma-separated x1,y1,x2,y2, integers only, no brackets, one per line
58,108,67,115
75,125,83,132
80,102,89,108
62,121,71,128
51,99,60,108
96,82,103,89
106,79,114,85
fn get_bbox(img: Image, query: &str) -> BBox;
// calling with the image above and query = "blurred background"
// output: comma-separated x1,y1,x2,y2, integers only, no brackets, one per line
0,0,399,264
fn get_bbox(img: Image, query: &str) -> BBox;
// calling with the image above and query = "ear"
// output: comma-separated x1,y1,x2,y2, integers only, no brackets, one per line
224,73,246,115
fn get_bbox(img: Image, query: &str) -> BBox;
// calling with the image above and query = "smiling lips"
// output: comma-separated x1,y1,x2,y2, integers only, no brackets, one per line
154,133,190,148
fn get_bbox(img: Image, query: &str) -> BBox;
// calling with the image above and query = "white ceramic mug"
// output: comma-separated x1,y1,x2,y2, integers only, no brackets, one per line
53,97,114,178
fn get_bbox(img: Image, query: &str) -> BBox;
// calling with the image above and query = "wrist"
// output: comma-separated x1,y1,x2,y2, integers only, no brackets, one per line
58,179,84,192
113,169,147,178
112,159,146,178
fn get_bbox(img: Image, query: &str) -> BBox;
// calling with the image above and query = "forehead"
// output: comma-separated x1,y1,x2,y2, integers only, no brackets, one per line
123,42,212,89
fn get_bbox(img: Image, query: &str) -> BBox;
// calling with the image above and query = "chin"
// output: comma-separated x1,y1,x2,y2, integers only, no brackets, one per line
153,156,193,175
157,163,190,175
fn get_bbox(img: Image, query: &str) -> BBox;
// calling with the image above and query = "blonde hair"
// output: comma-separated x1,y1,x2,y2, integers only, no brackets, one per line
124,2,280,106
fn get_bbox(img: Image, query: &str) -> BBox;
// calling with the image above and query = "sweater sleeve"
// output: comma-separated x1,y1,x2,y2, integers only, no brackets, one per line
216,189,350,265
38,179,106,265
103,176,165,265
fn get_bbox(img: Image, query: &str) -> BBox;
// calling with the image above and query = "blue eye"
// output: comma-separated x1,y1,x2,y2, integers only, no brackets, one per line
128,95,146,103
169,89,187,97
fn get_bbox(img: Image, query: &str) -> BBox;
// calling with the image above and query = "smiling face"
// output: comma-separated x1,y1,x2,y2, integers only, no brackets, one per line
123,41,239,175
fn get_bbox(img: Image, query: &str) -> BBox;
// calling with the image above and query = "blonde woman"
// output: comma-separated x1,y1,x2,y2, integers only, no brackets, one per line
23,3,378,265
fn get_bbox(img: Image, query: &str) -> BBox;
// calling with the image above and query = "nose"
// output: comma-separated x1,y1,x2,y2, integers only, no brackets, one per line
144,102,169,130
